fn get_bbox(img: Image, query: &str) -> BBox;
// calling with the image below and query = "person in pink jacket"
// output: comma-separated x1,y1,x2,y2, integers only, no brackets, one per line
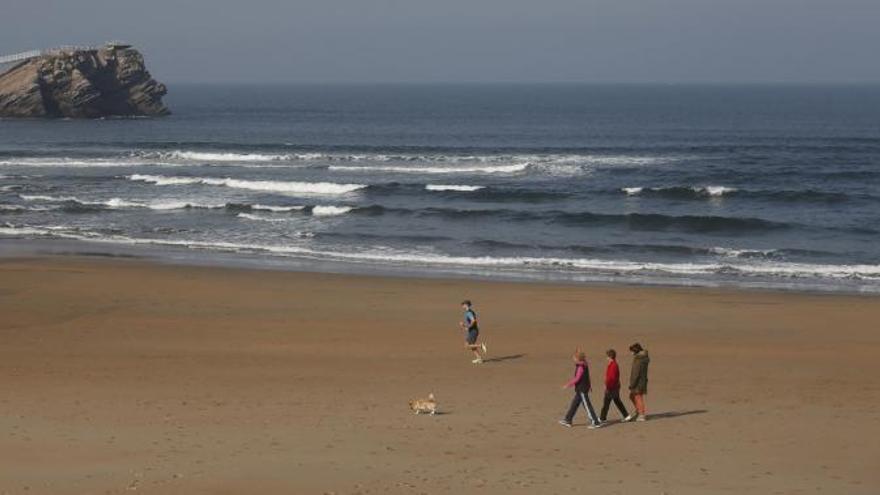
558,349,602,429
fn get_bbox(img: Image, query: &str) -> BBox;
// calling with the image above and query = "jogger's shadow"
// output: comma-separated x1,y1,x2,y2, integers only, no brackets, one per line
482,353,526,363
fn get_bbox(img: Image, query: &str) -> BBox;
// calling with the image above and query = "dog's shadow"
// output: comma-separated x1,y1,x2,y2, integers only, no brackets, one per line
483,353,526,363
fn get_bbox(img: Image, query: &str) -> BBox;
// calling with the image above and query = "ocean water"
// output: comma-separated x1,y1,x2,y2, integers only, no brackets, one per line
1,84,879,292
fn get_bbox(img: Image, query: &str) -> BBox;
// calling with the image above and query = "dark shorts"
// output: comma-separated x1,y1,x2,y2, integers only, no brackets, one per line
466,328,479,345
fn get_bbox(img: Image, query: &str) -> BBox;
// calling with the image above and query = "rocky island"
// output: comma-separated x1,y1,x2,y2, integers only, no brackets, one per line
0,43,169,118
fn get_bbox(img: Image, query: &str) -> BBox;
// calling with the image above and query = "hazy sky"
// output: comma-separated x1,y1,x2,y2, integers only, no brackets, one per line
3,0,879,83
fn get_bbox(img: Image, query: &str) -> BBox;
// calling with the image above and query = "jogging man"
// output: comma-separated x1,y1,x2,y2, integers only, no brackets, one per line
460,300,487,364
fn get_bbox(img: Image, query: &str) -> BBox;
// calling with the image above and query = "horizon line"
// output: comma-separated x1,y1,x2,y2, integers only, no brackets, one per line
158,80,880,86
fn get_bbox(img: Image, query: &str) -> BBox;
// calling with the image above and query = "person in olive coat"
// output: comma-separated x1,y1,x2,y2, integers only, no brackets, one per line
623,342,650,422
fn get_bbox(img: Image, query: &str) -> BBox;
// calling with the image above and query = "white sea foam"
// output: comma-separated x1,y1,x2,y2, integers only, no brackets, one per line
237,213,289,223
311,205,353,216
139,150,679,166
146,200,226,210
0,158,179,168
621,186,737,197
425,184,485,192
252,204,306,212
20,194,81,202
104,198,143,208
20,193,224,210
128,174,366,195
21,194,136,209
0,225,53,236
165,151,287,162
0,205,38,212
709,247,774,258
218,178,366,195
328,163,531,175
702,186,737,197
143,201,190,210
138,150,327,163
128,174,202,186
0,152,681,175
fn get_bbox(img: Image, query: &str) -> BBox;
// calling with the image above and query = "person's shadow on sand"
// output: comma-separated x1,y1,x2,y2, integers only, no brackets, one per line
585,410,708,427
647,409,708,421
482,353,526,363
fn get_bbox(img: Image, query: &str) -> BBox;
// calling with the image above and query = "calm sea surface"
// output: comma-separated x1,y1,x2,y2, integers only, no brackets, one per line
2,84,879,292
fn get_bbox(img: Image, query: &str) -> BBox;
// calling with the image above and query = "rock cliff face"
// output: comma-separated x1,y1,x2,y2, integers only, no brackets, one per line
0,46,169,118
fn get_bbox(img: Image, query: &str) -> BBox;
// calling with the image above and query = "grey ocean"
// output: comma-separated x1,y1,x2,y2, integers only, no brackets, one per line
1,84,879,292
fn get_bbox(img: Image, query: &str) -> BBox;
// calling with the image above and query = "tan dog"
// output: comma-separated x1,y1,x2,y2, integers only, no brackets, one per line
409,393,438,415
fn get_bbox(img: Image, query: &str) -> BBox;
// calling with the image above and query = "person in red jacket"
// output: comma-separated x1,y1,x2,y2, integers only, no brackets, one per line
599,349,629,423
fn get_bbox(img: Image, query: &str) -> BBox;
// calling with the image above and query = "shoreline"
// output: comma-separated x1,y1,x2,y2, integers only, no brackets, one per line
2,236,878,297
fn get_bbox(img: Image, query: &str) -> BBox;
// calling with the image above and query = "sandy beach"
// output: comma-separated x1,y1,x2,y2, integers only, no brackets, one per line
1,256,878,494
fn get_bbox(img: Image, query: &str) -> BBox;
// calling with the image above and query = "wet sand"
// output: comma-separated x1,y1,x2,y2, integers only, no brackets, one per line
1,257,878,494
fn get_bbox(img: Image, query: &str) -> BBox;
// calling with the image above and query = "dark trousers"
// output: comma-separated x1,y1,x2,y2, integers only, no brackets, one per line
600,389,629,421
564,390,599,425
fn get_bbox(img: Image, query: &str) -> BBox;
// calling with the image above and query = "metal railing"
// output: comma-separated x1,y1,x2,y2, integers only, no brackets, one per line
0,50,43,65
0,42,133,75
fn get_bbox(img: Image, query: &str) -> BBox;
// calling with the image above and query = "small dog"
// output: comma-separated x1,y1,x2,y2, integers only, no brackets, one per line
409,393,438,415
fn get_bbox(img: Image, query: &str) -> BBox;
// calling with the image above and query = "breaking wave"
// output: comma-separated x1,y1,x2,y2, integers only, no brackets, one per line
0,158,179,168
622,186,738,198
19,194,226,211
311,205,354,216
237,212,291,223
251,204,305,212
128,174,367,195
425,184,485,192
328,163,531,175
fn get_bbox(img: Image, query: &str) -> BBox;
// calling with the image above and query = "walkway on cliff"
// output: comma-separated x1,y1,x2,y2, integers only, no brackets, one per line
0,50,44,65
0,50,44,73
0,43,130,75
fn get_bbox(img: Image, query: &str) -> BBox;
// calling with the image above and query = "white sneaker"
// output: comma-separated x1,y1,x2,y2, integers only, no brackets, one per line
622,413,638,422
558,420,572,427
481,342,487,354
472,358,483,364
588,423,603,429
636,415,647,422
